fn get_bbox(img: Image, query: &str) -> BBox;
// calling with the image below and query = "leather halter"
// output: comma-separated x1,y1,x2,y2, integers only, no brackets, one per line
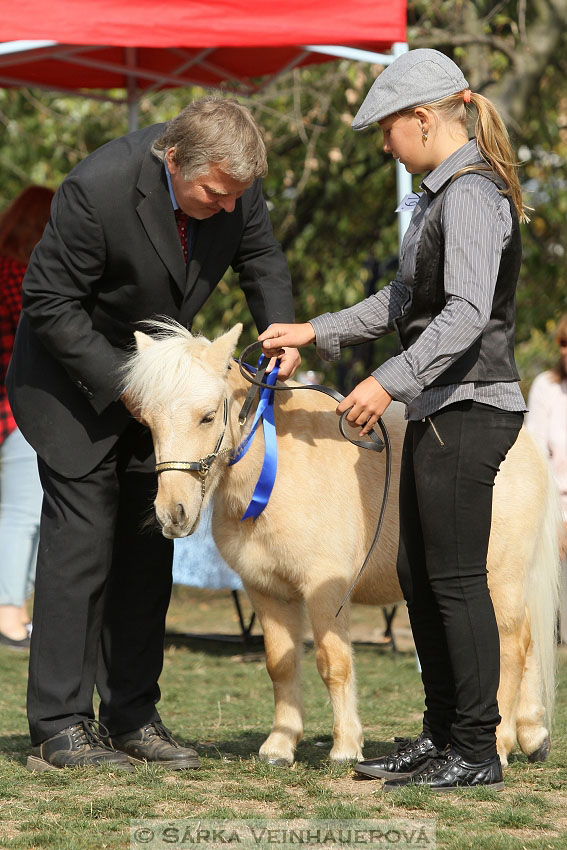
154,398,231,499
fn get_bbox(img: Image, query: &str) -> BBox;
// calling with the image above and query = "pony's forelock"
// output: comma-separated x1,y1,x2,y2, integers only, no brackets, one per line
122,318,216,413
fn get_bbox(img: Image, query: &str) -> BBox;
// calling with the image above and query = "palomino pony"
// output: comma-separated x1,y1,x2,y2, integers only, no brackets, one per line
124,320,560,768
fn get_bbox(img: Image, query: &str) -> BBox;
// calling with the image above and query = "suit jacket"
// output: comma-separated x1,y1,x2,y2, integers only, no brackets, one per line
7,124,294,478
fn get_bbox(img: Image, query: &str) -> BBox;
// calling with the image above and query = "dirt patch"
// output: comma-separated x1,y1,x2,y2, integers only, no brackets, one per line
324,775,382,798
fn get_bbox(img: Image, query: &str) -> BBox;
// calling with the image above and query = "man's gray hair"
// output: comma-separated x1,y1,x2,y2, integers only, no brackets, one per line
152,97,268,183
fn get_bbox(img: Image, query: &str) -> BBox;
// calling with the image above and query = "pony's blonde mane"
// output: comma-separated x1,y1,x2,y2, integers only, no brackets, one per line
122,318,213,412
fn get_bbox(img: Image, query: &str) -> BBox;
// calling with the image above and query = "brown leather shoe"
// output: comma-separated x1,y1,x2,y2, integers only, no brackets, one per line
27,720,134,772
109,721,200,770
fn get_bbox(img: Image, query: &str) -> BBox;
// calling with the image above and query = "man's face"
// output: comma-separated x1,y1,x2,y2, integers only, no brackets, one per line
166,150,252,219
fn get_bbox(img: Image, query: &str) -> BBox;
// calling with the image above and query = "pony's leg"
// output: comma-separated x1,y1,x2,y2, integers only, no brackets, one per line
245,585,304,766
495,618,530,768
515,635,550,762
305,594,363,762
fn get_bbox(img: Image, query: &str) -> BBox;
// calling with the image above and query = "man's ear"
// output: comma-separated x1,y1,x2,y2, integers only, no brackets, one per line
205,324,244,374
165,146,178,174
134,330,156,352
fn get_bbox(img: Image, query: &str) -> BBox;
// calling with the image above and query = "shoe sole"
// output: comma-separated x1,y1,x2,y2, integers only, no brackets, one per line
354,766,414,779
27,756,59,773
26,755,134,772
383,780,505,793
354,757,434,780
126,755,201,770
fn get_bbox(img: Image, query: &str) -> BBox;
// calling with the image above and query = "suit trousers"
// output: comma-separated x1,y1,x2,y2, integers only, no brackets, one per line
28,420,173,745
396,400,523,762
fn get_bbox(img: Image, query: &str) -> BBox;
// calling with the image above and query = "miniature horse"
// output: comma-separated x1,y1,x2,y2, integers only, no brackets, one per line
123,320,560,768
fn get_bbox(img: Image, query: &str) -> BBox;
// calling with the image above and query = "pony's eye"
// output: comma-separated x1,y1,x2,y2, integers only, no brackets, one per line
200,412,215,425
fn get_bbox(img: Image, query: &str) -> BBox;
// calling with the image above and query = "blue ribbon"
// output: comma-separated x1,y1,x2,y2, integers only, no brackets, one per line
228,357,279,521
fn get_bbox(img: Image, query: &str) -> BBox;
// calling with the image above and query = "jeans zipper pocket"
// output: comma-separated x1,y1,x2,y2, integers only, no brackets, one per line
426,416,445,446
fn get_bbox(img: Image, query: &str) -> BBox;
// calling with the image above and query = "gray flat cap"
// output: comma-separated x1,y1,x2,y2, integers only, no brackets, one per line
352,48,469,130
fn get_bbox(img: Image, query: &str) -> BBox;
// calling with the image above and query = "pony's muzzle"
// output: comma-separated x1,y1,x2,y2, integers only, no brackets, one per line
155,502,201,538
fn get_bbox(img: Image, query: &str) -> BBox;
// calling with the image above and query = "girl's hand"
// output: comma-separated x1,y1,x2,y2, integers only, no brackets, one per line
258,322,316,357
270,347,302,380
337,377,393,436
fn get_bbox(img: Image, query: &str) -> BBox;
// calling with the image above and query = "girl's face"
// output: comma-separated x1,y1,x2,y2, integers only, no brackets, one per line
379,112,431,174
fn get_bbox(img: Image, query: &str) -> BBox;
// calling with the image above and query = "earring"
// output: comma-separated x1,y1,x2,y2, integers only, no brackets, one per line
422,129,428,143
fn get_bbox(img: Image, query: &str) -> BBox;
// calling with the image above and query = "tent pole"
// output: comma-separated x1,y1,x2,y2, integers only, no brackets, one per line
391,43,412,247
304,42,412,250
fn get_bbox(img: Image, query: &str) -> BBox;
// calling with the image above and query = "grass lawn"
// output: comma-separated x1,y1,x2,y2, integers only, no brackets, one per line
0,586,565,849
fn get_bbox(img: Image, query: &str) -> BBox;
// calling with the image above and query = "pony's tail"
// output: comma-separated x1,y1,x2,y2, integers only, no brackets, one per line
525,457,562,727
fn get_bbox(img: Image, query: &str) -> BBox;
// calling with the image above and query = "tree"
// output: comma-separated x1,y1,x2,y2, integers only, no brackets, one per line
408,0,567,347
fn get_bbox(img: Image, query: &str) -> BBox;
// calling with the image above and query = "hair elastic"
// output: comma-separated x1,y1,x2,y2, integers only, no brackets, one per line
463,89,472,104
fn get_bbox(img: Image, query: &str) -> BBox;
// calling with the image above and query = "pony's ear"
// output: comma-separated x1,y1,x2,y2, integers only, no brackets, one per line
206,323,243,373
134,330,156,352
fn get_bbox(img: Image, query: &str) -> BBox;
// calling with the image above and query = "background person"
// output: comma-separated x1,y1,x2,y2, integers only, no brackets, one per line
260,48,528,792
7,98,299,772
526,316,567,644
0,186,54,651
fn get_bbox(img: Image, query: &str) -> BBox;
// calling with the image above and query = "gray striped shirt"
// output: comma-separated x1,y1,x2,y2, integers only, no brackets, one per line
310,139,527,420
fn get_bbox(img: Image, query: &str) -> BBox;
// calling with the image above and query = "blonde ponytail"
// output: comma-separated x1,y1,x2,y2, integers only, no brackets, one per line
469,92,529,223
412,91,530,223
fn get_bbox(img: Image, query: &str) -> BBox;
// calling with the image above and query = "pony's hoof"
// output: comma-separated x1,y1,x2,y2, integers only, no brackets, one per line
329,754,360,764
527,736,551,763
258,753,293,767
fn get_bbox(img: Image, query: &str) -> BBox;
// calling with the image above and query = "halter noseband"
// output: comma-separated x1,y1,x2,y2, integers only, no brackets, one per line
154,398,231,499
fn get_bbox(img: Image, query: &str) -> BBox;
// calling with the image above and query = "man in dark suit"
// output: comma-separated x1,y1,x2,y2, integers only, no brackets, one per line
7,98,299,772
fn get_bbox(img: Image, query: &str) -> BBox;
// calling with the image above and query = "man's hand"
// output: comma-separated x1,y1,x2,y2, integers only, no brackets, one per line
258,322,316,357
336,376,393,436
120,387,146,425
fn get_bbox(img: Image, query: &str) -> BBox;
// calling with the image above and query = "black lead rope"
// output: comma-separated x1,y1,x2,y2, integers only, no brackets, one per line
237,341,392,616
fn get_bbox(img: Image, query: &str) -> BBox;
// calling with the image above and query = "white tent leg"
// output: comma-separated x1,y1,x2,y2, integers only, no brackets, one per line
305,41,412,249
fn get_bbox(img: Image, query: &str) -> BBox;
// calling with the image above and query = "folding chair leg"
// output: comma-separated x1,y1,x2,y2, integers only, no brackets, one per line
232,590,256,643
381,605,398,653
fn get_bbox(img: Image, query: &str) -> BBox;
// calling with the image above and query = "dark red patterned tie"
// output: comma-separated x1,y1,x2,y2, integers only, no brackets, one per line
174,208,188,265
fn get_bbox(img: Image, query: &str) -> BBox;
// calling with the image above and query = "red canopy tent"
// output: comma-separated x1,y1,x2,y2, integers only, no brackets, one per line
0,1,411,237
0,1,406,98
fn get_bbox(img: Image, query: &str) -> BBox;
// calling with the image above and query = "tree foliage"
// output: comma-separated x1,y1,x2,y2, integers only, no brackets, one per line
409,0,567,347
1,0,566,390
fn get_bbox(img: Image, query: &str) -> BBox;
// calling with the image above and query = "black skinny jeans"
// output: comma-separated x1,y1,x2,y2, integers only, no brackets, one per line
396,400,523,762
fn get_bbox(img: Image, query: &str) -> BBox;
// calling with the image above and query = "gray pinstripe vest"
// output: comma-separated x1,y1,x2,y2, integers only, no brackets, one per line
395,169,521,386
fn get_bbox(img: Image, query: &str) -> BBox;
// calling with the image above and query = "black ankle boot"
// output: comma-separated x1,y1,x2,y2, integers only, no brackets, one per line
383,747,504,792
354,732,441,779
